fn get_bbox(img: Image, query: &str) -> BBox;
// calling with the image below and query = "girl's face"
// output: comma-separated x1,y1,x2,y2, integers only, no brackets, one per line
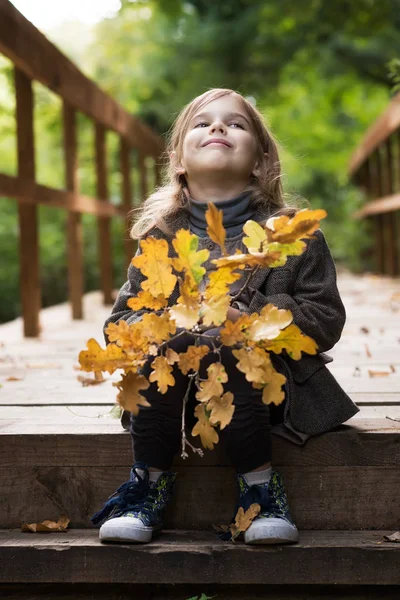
178,95,259,184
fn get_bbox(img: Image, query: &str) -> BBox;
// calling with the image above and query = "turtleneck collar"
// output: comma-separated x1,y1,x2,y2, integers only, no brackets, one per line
187,189,256,238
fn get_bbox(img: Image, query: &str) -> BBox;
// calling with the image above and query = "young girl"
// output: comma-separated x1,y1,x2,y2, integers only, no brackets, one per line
91,88,360,545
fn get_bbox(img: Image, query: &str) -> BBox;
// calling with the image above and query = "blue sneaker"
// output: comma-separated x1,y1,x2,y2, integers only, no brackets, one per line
219,469,299,544
91,461,177,543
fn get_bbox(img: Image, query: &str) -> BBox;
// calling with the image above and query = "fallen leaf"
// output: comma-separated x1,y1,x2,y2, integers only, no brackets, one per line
368,370,391,377
25,363,62,369
21,514,70,533
77,375,106,386
230,503,261,541
6,376,23,381
364,344,372,358
390,365,396,373
353,366,361,377
383,531,400,543
360,327,370,334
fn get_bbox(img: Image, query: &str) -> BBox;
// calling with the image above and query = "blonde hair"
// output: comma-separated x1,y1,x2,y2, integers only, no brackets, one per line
130,88,307,239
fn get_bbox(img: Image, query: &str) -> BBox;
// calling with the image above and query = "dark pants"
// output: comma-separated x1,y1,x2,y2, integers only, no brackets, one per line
130,327,286,473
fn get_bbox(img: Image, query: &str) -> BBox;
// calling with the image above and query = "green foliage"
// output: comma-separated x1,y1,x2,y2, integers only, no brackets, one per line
0,1,398,322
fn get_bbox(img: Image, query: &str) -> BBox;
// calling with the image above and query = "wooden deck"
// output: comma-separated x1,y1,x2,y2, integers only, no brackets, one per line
0,267,400,431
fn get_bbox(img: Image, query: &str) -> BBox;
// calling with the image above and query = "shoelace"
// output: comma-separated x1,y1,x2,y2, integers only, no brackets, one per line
91,462,154,526
219,481,281,541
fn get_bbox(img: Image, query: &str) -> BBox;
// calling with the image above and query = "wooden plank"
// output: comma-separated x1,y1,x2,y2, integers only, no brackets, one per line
138,150,148,202
0,530,399,585
1,418,399,467
95,124,113,305
2,584,400,600
63,103,83,320
0,0,163,157
0,173,125,217
15,67,40,338
0,465,399,530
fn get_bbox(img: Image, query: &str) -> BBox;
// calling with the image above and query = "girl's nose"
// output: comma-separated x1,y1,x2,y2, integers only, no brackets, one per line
210,121,226,133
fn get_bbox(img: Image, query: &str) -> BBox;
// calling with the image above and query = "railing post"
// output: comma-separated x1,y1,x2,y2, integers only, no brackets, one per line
120,137,135,270
95,123,113,305
63,103,84,318
15,67,40,337
138,150,148,206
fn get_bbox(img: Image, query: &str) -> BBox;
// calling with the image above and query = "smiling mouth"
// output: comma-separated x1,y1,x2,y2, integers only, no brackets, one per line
205,142,231,147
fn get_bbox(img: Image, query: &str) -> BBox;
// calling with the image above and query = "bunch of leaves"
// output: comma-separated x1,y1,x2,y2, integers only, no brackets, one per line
79,204,326,458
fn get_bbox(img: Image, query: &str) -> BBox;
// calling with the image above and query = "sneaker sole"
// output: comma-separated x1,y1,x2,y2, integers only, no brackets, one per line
244,519,299,545
99,520,162,544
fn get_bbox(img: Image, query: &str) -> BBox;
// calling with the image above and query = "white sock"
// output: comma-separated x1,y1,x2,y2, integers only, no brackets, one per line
149,470,163,483
242,465,272,486
134,468,163,483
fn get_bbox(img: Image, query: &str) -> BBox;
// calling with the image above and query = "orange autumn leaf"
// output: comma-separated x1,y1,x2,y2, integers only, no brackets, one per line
205,201,227,254
230,504,261,541
148,355,176,394
191,403,219,450
21,514,70,533
195,361,228,403
112,371,151,415
131,236,177,298
178,344,210,375
208,391,235,430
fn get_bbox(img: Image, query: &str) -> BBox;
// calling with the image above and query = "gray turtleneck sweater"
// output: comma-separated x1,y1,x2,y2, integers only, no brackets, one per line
187,189,257,238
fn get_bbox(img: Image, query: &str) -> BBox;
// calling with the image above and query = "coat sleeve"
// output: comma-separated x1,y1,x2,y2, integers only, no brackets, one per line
232,229,346,353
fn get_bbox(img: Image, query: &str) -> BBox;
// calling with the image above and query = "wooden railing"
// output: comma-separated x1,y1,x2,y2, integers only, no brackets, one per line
349,92,400,276
0,0,165,336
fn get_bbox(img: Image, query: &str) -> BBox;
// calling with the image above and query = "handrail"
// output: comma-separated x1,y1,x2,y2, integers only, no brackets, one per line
0,0,165,336
348,92,400,276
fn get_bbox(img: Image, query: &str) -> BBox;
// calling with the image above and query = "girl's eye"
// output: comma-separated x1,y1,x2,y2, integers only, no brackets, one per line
194,121,244,129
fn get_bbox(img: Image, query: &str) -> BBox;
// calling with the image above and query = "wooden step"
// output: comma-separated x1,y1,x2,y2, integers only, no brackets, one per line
0,529,399,586
0,418,399,530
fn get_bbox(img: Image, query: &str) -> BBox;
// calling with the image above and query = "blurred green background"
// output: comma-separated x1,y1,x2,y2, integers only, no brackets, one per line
1,0,399,323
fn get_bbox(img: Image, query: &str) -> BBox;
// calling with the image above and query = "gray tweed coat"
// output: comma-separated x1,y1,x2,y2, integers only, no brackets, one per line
105,204,360,445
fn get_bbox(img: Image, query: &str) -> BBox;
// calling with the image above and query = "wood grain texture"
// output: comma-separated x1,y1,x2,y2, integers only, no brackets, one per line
0,465,399,530
0,530,399,585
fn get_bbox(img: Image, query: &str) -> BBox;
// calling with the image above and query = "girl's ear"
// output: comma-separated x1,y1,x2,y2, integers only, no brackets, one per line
170,151,186,175
252,152,269,177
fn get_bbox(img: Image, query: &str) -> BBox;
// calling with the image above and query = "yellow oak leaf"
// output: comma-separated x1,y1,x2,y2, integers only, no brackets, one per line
208,391,235,430
139,312,177,345
169,273,202,329
260,369,287,406
127,290,168,311
219,315,252,346
242,219,268,252
78,338,128,375
132,237,177,298
248,304,293,341
261,323,318,359
230,504,261,541
148,355,175,394
205,202,227,253
178,344,210,375
191,403,219,450
232,346,273,385
204,265,243,301
113,371,151,415
266,208,327,244
199,294,231,328
105,320,148,351
195,361,228,403
171,229,209,285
